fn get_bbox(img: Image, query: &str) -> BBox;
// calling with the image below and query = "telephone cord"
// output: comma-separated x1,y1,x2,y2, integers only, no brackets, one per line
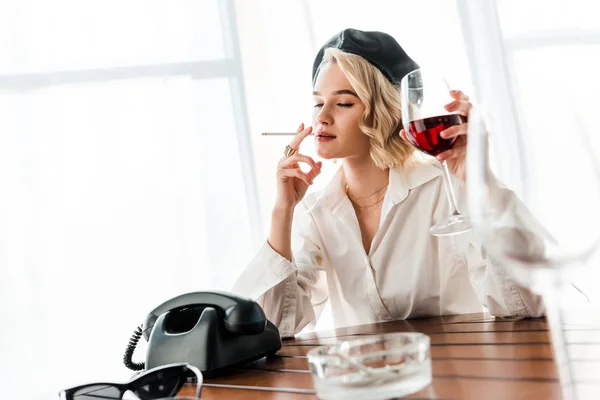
123,325,145,371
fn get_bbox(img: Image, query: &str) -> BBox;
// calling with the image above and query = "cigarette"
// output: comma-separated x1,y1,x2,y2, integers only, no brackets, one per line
261,132,298,136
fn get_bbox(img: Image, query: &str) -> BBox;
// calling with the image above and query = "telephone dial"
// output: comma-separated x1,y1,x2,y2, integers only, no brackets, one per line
123,291,282,376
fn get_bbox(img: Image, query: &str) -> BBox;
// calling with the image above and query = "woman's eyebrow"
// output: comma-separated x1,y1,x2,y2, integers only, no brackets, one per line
312,89,359,97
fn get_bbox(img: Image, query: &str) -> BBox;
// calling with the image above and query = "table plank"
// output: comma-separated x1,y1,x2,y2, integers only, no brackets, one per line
204,367,559,389
192,376,561,400
287,331,551,346
292,320,550,342
246,356,310,371
432,359,557,380
292,313,504,341
245,357,558,380
199,388,315,400
179,384,316,400
406,377,560,400
206,369,314,389
430,344,554,360
276,343,554,359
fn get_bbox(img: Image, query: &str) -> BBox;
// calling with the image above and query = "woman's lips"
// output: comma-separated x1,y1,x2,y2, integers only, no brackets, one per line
316,132,336,143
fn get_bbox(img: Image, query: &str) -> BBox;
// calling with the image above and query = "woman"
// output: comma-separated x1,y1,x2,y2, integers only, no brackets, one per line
232,28,544,337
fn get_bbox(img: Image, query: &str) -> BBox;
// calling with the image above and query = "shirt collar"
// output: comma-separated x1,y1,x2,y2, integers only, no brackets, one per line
387,159,442,205
310,160,442,213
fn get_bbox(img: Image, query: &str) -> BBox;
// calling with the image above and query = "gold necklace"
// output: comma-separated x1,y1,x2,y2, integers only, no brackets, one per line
352,196,385,209
346,181,389,200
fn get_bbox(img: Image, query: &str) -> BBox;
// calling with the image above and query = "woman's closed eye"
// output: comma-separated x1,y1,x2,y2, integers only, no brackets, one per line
313,103,354,108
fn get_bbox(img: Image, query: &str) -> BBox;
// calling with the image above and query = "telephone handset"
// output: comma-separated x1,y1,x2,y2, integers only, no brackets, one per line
123,291,282,375
142,291,269,339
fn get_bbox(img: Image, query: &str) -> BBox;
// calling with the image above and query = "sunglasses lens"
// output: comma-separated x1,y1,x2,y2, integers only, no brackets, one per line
132,366,189,400
72,384,121,399
63,364,200,400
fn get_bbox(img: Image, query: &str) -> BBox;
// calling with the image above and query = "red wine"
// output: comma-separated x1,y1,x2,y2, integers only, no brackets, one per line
406,114,466,156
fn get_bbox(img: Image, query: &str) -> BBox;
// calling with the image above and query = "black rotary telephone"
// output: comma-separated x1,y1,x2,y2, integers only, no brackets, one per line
123,291,281,376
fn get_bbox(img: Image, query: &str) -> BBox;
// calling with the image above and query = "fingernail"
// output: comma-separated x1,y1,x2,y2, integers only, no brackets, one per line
298,122,304,130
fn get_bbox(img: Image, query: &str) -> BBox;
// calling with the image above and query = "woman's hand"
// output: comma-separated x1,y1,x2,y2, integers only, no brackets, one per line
399,90,473,181
436,90,473,181
274,123,322,211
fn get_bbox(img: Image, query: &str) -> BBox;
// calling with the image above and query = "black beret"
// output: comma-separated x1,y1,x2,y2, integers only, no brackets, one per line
312,28,419,87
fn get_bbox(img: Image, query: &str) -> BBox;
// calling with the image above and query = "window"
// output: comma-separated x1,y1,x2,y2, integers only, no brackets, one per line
0,1,259,397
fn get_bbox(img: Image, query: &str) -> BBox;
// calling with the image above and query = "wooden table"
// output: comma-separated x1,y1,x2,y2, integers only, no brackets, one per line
179,312,600,399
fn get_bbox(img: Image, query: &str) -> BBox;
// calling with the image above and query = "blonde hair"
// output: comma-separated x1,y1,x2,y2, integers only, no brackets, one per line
319,48,415,168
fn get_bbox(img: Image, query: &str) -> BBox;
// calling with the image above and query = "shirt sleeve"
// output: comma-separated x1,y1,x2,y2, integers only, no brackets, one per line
460,231,546,318
230,201,328,338
455,179,546,318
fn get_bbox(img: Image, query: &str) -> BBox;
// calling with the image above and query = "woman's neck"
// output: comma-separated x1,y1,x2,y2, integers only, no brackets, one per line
343,157,390,200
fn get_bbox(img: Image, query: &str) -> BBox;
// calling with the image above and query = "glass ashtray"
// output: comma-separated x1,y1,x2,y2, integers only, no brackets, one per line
307,332,431,400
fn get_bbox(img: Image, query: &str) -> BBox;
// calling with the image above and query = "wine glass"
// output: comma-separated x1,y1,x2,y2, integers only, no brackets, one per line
466,105,600,400
400,68,472,236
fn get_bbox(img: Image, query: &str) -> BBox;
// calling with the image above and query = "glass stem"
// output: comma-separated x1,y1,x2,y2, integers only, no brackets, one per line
440,160,461,216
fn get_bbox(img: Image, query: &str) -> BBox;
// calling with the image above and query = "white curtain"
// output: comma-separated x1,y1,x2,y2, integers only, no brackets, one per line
0,1,258,398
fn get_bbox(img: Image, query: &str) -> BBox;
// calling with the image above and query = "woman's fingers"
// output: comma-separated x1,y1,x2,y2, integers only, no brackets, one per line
436,140,466,161
287,124,314,151
445,90,472,120
444,99,472,116
276,121,321,187
278,168,313,186
440,123,468,139
450,89,470,101
399,129,409,142
277,156,322,185
307,161,323,181
279,153,319,170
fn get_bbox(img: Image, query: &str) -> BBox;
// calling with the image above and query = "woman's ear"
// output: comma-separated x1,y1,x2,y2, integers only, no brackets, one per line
393,121,404,138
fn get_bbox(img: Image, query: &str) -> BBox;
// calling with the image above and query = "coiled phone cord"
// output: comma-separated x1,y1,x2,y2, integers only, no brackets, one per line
123,325,145,371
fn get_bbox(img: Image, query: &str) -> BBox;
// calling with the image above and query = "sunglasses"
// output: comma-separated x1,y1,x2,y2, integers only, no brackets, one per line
59,363,203,400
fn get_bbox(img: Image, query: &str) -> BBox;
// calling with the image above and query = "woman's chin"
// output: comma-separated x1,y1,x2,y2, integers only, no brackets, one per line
316,150,336,160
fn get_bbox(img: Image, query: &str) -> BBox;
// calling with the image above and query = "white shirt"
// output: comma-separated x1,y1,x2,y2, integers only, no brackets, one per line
231,161,544,338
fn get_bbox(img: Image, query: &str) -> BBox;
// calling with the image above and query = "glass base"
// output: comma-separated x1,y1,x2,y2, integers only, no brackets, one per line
430,214,472,236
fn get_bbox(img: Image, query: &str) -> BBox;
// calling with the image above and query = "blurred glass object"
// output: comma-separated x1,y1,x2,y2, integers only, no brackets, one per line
460,1,600,398
467,103,600,400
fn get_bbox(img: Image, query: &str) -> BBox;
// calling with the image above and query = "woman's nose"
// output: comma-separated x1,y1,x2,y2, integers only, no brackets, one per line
315,105,333,125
